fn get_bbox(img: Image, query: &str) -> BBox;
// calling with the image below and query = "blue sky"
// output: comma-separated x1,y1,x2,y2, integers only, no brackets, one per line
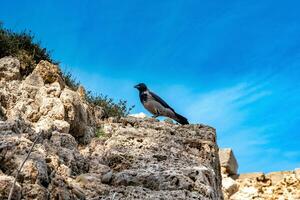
1,0,300,173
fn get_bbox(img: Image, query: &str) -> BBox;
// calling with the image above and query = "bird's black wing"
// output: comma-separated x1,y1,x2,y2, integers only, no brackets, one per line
149,91,175,112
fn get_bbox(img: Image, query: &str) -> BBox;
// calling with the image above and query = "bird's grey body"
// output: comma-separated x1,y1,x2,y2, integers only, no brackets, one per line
140,90,176,119
134,83,189,125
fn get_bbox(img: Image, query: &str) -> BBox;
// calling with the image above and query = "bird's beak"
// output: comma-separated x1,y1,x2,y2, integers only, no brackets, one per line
134,85,138,89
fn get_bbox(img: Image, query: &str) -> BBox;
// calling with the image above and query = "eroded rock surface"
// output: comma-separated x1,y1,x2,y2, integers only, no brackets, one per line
220,148,300,200
78,118,223,199
0,57,101,143
219,148,238,177
0,57,223,199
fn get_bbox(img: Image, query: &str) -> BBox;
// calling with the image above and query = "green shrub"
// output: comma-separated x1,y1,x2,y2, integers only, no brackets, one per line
0,22,55,76
62,71,80,91
0,22,134,118
95,128,106,138
86,91,134,118
61,72,134,117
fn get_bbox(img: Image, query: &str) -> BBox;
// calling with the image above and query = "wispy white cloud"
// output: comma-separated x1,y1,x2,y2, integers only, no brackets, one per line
178,79,300,173
173,81,280,172
185,82,271,130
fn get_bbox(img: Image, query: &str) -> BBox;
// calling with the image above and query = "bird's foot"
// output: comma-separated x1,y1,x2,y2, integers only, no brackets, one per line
151,115,158,119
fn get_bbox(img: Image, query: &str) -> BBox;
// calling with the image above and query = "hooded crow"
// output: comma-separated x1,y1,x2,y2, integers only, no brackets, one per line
134,83,189,125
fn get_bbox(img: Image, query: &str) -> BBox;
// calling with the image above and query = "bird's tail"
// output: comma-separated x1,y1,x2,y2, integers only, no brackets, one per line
174,112,189,125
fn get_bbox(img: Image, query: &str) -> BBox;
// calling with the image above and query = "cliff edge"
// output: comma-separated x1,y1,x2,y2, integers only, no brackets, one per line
0,57,223,200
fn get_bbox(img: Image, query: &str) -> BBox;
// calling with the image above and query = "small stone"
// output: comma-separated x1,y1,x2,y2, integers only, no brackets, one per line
53,120,70,133
222,177,238,198
101,171,113,184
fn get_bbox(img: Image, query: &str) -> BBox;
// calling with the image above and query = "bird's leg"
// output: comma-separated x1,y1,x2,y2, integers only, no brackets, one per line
152,110,160,118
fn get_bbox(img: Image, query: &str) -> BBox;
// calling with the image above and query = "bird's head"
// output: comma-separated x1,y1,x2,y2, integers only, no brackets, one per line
134,83,148,92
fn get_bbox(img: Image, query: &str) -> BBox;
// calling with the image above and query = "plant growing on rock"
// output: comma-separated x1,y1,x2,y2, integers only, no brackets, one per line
61,71,134,117
0,22,134,118
62,71,81,91
95,127,106,138
0,22,55,76
86,91,134,118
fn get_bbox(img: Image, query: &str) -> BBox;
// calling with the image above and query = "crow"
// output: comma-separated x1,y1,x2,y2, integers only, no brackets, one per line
134,83,189,125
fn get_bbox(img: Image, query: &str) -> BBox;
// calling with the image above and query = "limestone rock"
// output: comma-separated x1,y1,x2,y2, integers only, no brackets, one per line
230,172,300,200
220,148,300,200
0,175,22,200
60,88,92,138
237,172,264,180
33,60,64,88
53,120,70,133
0,57,223,200
50,131,77,150
78,118,223,199
21,183,49,200
0,57,21,81
219,148,238,176
93,105,105,126
0,57,96,141
222,177,238,200
230,186,258,200
18,152,49,186
77,85,86,100
23,70,44,87
266,170,293,185
295,168,300,179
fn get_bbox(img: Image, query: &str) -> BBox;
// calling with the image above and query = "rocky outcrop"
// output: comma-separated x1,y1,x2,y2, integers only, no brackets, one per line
219,149,239,200
231,170,300,200
220,148,300,200
0,57,21,81
0,57,223,199
0,57,101,144
78,118,223,199
219,148,238,177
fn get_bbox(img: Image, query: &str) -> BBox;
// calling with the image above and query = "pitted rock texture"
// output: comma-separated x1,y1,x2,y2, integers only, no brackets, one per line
230,170,300,200
0,57,21,81
0,57,223,200
219,148,238,176
78,117,223,199
0,57,102,143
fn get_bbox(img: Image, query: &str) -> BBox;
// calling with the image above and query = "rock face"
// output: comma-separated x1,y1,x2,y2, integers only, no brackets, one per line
0,57,21,81
231,170,300,200
219,149,239,200
0,57,100,143
220,148,300,200
219,148,238,176
78,118,223,199
0,57,223,200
